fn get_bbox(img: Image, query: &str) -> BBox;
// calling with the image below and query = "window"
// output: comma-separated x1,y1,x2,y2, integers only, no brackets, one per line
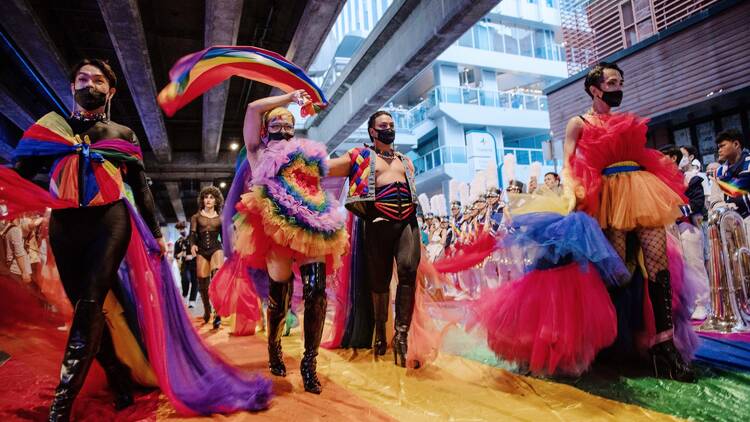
673,128,691,147
696,121,716,156
474,24,490,50
458,30,474,48
722,114,742,132
546,0,554,6
620,0,655,47
518,28,533,57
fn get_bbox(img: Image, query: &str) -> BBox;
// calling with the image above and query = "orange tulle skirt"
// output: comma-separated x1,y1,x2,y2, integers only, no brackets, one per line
598,168,684,231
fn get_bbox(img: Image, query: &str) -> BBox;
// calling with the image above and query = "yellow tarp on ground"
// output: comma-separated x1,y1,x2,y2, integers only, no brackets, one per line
163,325,681,421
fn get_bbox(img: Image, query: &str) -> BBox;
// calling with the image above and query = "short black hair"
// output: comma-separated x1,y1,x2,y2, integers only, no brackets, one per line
70,58,118,88
584,62,623,98
544,172,560,181
659,144,681,162
175,221,187,230
716,129,743,145
681,145,698,157
367,110,393,142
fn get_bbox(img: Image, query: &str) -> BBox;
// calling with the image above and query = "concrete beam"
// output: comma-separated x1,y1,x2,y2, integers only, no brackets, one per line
143,151,234,182
97,0,172,162
202,0,244,162
0,84,35,130
0,0,73,112
307,0,499,149
286,0,345,69
164,182,186,222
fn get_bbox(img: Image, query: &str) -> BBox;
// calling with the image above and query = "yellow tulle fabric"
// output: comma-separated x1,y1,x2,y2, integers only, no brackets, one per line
235,189,348,269
598,170,683,231
103,292,158,387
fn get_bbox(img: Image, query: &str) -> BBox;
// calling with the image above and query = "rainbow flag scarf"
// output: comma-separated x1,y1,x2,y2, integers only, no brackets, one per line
13,112,142,207
157,45,328,117
717,178,749,198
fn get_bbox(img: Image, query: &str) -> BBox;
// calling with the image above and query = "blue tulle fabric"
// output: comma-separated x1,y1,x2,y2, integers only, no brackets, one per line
503,212,629,287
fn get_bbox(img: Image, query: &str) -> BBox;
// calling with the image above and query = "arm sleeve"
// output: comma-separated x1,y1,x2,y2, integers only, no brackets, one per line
686,176,706,215
123,132,162,238
189,214,198,248
7,226,26,258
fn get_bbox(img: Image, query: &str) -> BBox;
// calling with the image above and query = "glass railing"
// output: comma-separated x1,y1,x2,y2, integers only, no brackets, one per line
425,86,548,111
382,100,432,131
413,145,468,175
503,147,561,167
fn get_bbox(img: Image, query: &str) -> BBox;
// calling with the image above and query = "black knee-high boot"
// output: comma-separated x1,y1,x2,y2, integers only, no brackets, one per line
210,269,221,329
300,262,327,394
198,277,211,324
267,277,293,376
96,327,134,410
49,300,106,421
648,270,695,382
372,292,389,356
393,284,416,368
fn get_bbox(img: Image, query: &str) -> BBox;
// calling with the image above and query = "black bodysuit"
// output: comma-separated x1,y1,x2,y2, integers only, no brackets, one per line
14,116,162,388
189,213,222,260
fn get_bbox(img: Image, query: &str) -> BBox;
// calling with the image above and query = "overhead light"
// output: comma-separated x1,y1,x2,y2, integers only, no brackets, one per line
229,142,239,151
219,181,227,189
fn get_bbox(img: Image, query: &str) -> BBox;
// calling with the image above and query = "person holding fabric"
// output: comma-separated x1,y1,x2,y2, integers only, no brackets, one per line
5,58,272,420
328,110,421,367
189,186,224,328
563,62,694,381
11,59,167,418
235,90,348,394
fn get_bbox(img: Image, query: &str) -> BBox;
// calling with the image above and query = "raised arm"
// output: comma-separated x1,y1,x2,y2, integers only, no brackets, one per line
242,90,309,152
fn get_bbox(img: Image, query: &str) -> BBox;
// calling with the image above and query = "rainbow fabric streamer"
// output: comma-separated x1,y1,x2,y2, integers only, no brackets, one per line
157,45,328,117
13,112,141,207
717,178,749,198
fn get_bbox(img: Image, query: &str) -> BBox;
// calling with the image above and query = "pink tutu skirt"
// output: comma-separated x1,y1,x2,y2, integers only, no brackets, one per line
470,262,617,376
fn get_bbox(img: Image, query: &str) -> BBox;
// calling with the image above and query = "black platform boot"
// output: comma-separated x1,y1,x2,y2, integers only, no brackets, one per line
198,277,211,324
372,292,389,356
96,328,134,410
393,284,416,368
210,269,221,329
49,300,106,421
300,263,327,394
648,270,695,382
267,278,293,377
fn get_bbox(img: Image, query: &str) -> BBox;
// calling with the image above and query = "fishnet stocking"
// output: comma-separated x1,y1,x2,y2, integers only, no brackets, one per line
606,229,627,262
636,227,669,278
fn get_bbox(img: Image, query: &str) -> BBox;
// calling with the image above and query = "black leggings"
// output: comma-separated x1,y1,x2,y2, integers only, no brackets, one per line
363,217,421,294
49,200,131,362
49,200,131,306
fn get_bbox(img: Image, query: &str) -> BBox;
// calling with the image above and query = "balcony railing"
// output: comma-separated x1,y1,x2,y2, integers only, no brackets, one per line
426,86,548,111
413,146,468,176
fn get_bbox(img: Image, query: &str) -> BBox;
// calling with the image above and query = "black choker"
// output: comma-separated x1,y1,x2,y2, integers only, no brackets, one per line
71,111,107,122
373,146,395,159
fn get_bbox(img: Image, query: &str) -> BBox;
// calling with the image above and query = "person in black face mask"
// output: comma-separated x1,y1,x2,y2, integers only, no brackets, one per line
328,110,421,368
561,61,696,382
216,90,347,394
14,58,167,419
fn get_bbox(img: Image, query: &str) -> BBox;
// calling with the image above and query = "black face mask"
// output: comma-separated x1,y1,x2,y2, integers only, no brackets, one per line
600,90,623,107
374,128,396,144
268,131,293,141
74,87,108,111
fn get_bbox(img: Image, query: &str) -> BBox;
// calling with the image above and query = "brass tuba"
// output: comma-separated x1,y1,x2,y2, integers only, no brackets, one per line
699,206,750,333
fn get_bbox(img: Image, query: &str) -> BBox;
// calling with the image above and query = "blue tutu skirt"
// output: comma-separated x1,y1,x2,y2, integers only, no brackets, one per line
503,212,629,287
